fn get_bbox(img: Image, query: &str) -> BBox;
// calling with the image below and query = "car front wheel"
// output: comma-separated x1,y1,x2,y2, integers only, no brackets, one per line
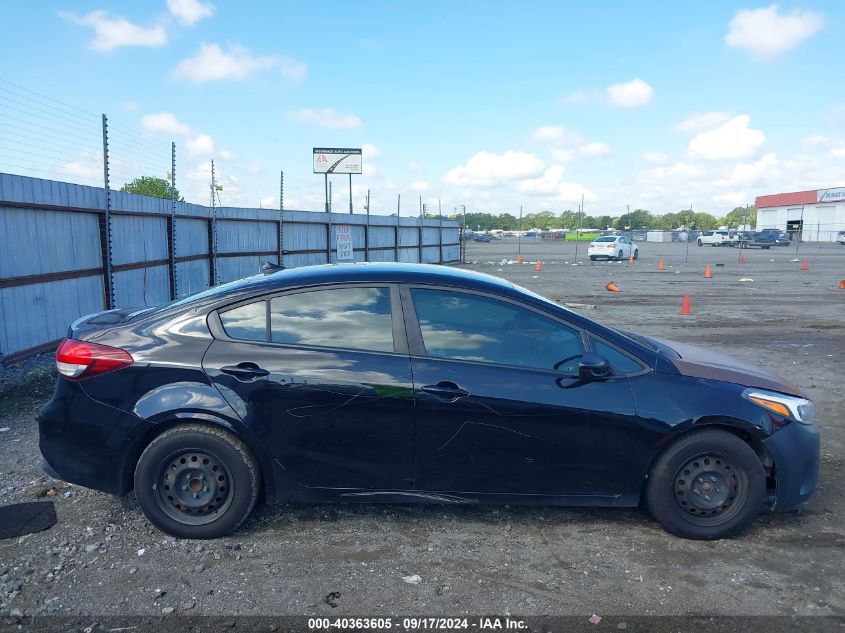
134,424,260,539
697,239,703,246
645,429,765,540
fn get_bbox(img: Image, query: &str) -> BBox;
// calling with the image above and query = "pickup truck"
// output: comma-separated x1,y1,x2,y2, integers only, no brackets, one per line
735,232,774,249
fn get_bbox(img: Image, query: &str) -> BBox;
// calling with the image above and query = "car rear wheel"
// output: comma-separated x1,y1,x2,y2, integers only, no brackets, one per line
633,249,639,260
645,429,765,540
589,256,597,261
697,239,703,246
617,250,624,261
134,424,259,539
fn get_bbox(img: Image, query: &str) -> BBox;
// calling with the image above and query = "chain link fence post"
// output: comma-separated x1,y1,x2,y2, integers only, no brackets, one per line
100,114,114,309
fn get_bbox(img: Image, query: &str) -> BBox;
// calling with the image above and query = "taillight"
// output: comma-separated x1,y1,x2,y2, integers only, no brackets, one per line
606,244,614,248
55,338,133,381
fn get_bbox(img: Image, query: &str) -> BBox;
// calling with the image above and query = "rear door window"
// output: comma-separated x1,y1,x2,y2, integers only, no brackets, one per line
270,287,394,352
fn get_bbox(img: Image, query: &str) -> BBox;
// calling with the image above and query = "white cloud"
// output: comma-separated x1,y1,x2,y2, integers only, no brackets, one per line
166,0,214,25
713,191,747,206
687,115,765,160
725,4,824,59
362,143,380,159
606,78,653,107
259,195,276,208
831,145,845,158
172,43,306,83
61,11,166,51
676,111,732,133
723,153,779,187
410,180,430,192
444,150,545,187
803,135,830,146
532,125,566,143
219,148,233,160
579,142,611,157
141,112,191,136
643,151,668,165
290,108,362,129
558,182,597,204
518,165,566,195
550,148,574,162
186,134,215,156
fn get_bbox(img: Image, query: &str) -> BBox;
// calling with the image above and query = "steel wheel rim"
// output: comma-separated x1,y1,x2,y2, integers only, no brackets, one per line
153,449,234,526
672,452,748,526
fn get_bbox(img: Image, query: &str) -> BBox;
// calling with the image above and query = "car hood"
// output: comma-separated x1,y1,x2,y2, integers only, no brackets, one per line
654,338,806,397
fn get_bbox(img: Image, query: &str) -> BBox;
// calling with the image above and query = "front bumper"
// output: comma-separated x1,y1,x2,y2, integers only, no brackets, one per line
762,420,820,510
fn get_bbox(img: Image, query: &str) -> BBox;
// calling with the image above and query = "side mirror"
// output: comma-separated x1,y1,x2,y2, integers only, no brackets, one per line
579,353,612,380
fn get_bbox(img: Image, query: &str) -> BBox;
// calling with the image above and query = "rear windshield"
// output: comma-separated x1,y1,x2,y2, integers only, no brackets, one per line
594,236,616,242
134,275,263,318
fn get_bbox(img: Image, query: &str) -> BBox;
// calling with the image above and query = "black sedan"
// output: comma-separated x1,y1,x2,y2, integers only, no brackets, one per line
39,264,819,540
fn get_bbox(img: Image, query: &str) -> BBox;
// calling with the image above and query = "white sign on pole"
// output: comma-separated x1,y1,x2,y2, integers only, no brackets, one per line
335,225,354,261
817,187,845,203
313,148,363,174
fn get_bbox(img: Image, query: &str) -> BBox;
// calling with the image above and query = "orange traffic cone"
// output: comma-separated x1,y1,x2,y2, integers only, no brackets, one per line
704,264,712,279
801,259,808,271
629,255,635,264
658,260,666,271
606,282,620,292
680,293,691,315
839,280,845,289
516,254,523,264
739,254,745,264
535,260,542,271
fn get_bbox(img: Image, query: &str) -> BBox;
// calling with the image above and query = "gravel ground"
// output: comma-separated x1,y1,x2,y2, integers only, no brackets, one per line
0,240,843,623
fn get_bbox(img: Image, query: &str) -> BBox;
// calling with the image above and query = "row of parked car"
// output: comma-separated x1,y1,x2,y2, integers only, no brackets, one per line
697,229,790,249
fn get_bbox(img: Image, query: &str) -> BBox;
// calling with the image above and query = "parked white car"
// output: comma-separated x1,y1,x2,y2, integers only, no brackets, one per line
588,235,639,261
697,230,732,246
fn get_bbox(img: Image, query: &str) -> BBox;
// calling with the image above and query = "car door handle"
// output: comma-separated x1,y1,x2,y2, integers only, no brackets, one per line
421,381,469,400
220,363,269,380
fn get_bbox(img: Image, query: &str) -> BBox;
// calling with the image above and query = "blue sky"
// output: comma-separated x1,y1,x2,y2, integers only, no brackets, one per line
0,1,842,216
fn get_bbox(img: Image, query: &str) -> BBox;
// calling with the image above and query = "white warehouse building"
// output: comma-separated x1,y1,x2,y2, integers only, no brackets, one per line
755,186,845,242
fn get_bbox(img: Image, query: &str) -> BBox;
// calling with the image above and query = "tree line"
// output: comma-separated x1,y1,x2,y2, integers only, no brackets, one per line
121,175,756,233
449,207,756,232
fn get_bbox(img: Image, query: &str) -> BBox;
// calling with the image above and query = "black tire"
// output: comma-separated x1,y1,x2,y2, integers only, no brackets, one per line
633,249,639,260
589,256,597,261
134,424,260,539
697,239,703,246
617,250,624,261
645,429,765,540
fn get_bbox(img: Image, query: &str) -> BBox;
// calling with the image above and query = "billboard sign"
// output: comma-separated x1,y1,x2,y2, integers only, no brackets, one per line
313,148,362,174
817,187,845,203
335,225,354,261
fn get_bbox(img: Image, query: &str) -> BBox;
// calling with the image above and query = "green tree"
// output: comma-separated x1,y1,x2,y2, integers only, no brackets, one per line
121,176,183,201
721,206,757,229
615,209,654,230
690,212,720,231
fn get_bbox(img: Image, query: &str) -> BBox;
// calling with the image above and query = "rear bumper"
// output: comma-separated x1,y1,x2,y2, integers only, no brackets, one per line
39,379,140,496
762,420,820,511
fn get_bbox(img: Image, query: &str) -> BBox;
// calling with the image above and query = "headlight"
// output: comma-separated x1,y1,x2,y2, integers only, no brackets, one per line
743,388,814,425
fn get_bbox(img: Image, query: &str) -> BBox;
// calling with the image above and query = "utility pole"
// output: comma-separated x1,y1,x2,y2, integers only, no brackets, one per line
349,173,353,214
279,170,284,268
686,204,693,263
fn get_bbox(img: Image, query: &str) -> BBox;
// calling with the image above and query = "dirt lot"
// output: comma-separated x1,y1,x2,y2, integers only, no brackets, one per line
1,239,843,623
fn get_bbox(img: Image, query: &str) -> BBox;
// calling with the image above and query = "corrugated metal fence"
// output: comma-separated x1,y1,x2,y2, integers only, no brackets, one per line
0,173,461,361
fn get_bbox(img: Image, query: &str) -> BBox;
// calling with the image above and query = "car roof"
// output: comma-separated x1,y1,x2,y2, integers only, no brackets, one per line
218,262,515,298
